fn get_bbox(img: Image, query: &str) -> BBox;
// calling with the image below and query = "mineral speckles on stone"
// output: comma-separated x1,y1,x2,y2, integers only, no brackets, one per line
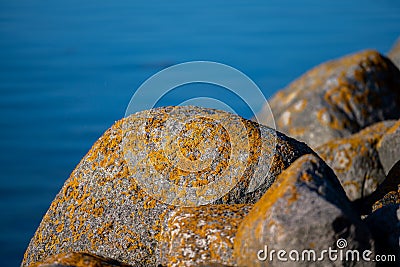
258,50,400,148
22,106,313,267
160,204,252,267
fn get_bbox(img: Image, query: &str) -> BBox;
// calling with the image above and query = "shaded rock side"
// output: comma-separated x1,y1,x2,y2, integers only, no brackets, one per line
388,38,400,69
22,106,313,266
258,50,400,148
234,154,373,267
377,119,400,175
364,204,400,266
160,204,252,267
353,157,400,215
27,252,133,267
315,120,395,201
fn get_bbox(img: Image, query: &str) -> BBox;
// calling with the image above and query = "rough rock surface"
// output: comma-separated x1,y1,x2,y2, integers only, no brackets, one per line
377,120,400,175
315,120,395,201
355,159,400,215
372,187,400,213
160,204,252,267
234,154,373,267
27,252,133,267
388,38,400,69
258,50,400,148
22,106,313,267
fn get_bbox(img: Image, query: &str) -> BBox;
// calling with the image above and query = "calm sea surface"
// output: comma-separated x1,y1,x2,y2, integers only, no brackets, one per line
1,0,399,266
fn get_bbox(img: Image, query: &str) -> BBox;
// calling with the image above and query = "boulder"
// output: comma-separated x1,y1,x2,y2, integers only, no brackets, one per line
315,121,395,201
160,204,252,267
234,154,373,267
258,50,400,148
22,106,313,266
388,38,400,69
27,252,133,267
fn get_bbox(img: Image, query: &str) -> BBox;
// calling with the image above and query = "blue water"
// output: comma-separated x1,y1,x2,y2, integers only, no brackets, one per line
0,0,399,266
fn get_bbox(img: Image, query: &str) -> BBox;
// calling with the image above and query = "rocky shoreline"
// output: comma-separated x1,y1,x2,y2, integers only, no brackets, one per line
22,39,400,267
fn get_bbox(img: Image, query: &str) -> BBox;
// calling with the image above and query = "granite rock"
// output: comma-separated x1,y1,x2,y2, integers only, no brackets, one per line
258,50,400,148
315,121,395,201
234,154,373,267
22,106,313,266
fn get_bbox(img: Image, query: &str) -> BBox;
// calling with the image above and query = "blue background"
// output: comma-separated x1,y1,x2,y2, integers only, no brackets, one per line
0,1,399,266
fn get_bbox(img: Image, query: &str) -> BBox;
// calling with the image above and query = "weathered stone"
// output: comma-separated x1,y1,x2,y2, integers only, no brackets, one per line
364,204,400,264
27,252,133,267
353,159,400,216
377,120,400,175
160,204,252,267
258,50,400,148
388,38,400,69
234,154,373,267
315,121,395,201
22,106,313,266
372,188,400,213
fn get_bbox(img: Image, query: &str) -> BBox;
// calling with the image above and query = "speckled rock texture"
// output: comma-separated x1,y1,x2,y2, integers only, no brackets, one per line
388,38,400,69
315,120,395,201
258,50,400,148
234,154,373,267
377,120,400,175
22,106,313,267
160,204,252,267
27,252,133,267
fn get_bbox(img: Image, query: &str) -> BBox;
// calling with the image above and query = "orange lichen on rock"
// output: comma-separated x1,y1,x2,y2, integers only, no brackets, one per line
233,154,372,267
372,186,400,212
22,106,313,267
160,204,252,267
258,49,400,148
316,120,395,201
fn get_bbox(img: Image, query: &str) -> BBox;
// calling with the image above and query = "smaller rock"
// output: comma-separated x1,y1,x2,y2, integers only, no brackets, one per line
160,204,252,267
233,154,373,267
316,120,395,201
27,252,133,267
388,37,400,69
258,50,400,148
378,120,400,175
